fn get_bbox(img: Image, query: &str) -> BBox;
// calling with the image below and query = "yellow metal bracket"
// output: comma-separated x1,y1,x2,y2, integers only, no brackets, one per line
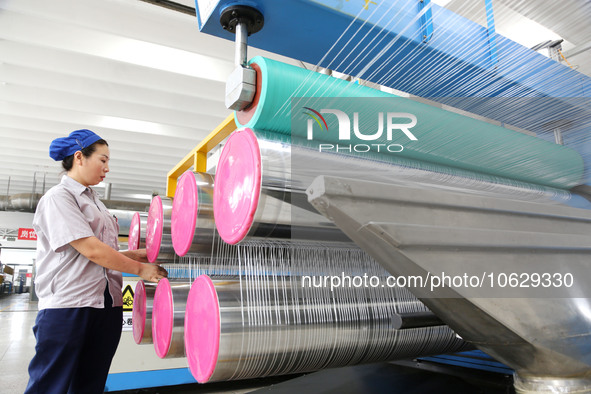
166,114,236,197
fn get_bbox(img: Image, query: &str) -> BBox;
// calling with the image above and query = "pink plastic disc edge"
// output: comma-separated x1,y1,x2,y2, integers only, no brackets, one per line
172,171,198,256
153,278,173,358
213,128,261,245
146,196,164,263
128,212,141,251
132,280,146,344
185,275,220,383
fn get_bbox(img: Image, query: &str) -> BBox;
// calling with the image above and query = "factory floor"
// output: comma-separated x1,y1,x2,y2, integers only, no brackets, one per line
0,293,266,394
0,292,37,393
0,292,514,394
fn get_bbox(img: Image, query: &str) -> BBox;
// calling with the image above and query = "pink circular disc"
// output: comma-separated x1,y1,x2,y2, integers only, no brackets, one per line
128,212,141,250
132,280,147,344
146,196,163,263
185,275,220,383
213,128,262,245
171,171,198,256
152,278,173,358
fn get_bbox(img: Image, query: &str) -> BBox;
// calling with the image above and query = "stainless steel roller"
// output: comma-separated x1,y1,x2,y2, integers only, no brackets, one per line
132,280,156,344
152,278,190,358
212,128,573,245
170,171,216,257
146,196,176,263
184,274,469,383
127,211,147,250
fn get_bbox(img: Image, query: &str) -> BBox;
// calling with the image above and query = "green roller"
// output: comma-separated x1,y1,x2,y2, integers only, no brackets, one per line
235,56,584,190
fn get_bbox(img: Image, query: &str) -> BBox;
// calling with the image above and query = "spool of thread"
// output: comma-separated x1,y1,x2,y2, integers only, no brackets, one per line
184,275,468,383
152,278,190,358
213,128,349,245
235,56,584,189
132,280,156,344
171,171,215,257
128,212,147,250
146,196,176,263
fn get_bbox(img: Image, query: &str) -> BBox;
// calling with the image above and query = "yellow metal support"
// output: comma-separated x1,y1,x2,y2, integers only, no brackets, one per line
166,114,237,197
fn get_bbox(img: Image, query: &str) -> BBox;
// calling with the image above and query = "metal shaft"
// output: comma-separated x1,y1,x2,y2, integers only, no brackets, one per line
235,22,248,67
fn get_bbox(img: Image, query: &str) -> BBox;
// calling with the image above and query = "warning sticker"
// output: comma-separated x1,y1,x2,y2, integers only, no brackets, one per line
122,284,134,312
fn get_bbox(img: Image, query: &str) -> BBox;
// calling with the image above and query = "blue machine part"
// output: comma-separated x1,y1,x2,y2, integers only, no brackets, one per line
484,0,497,66
420,350,514,375
105,368,196,391
195,0,590,100
194,0,591,185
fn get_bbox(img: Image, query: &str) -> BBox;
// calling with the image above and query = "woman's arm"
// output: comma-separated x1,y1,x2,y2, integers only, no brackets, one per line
70,236,167,282
121,248,149,263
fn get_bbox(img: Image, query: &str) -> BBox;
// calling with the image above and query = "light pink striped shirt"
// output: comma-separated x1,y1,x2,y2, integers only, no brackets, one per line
33,175,122,310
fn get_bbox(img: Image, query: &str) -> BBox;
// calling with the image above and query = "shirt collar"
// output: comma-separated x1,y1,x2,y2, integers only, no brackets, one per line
61,175,95,196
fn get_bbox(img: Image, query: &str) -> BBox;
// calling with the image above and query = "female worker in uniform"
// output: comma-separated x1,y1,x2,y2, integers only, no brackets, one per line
25,129,168,393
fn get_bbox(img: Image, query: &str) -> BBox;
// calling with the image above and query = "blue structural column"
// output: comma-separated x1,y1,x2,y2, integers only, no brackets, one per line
485,0,498,66
418,0,434,43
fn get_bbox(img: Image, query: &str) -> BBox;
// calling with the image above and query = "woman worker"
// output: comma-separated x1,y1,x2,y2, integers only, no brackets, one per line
25,129,168,393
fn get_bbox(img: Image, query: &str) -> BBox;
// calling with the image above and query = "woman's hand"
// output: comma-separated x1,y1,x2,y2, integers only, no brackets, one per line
138,263,168,283
70,237,168,282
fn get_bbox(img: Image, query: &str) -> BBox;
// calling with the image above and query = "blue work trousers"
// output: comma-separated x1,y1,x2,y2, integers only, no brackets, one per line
25,287,123,394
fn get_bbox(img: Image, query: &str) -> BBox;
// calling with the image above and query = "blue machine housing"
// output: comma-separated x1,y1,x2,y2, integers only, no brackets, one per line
196,0,590,100
195,0,591,185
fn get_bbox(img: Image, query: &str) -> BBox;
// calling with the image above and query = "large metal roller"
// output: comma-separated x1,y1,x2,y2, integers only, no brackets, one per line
213,129,351,245
132,280,156,345
184,274,469,383
234,57,585,190
213,127,574,245
146,196,176,263
152,278,191,358
127,212,147,250
170,171,215,257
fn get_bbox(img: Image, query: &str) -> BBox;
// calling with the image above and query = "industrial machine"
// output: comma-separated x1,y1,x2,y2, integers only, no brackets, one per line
124,1,591,393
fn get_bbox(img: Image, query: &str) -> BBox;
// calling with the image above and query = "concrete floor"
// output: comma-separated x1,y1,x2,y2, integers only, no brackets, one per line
0,292,37,393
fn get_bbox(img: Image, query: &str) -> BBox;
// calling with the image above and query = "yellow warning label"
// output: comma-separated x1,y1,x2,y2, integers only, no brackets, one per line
122,284,134,312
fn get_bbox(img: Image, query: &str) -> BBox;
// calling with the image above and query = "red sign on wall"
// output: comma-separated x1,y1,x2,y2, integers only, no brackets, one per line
17,228,37,240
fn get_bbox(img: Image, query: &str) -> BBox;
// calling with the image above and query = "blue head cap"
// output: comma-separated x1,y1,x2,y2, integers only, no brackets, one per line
49,129,103,161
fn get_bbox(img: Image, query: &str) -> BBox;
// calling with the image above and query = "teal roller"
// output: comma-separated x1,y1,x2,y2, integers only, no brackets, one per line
235,56,584,190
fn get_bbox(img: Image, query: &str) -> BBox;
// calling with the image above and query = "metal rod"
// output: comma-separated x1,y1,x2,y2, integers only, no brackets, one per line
392,312,445,330
554,128,564,145
30,173,37,210
104,182,112,199
235,22,248,67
